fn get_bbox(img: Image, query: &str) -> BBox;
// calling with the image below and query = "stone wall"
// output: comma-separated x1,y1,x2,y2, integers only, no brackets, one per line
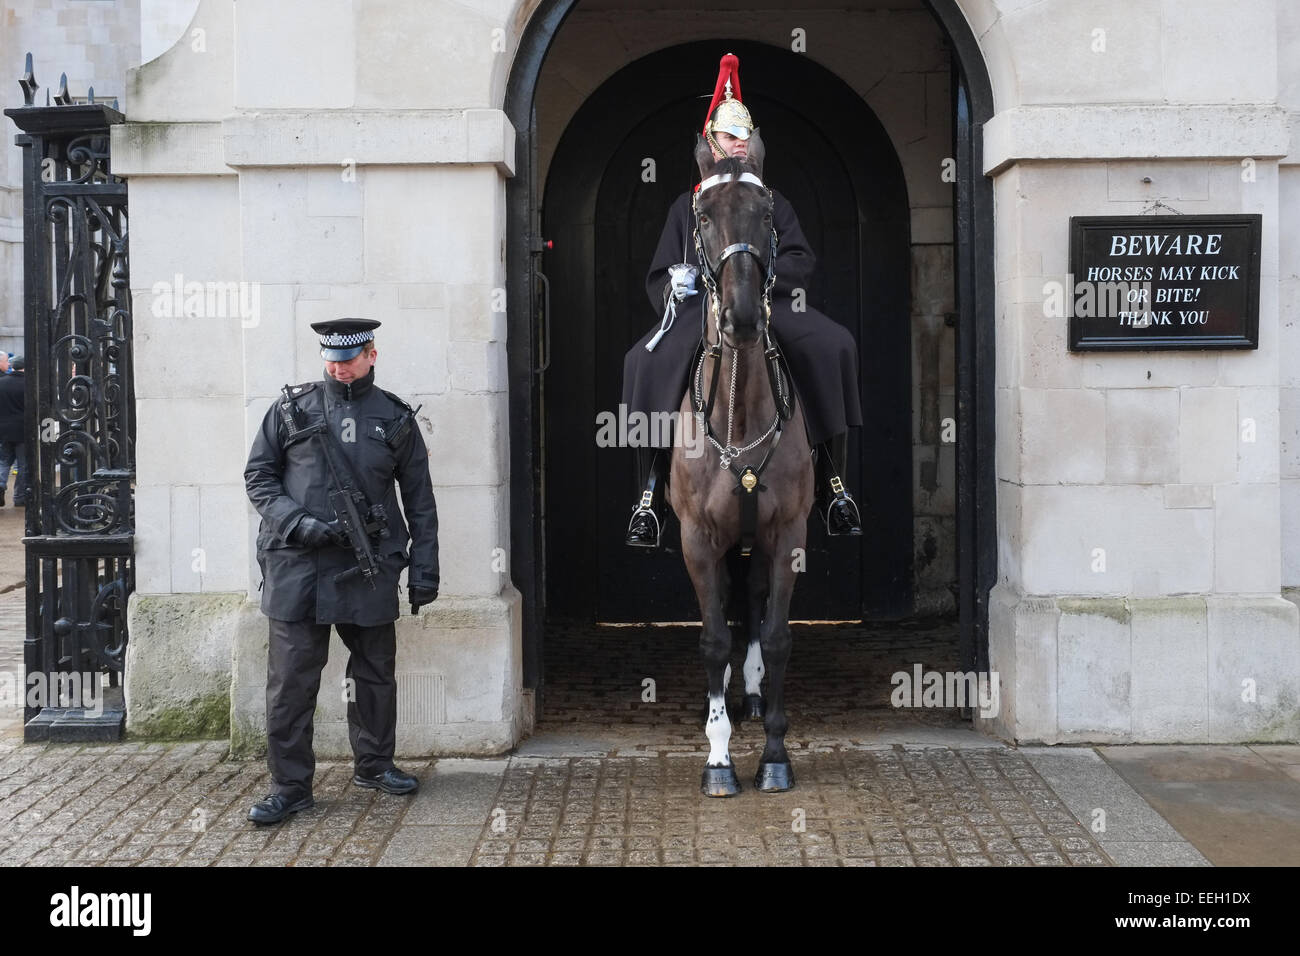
1276,0,1300,595
0,0,143,354
974,0,1300,742
104,0,1300,749
117,0,529,754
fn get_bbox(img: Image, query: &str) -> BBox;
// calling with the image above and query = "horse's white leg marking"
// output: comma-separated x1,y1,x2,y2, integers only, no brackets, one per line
705,664,733,767
743,640,765,696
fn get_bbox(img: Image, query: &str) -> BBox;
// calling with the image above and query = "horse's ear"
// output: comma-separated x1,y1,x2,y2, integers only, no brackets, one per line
694,133,717,178
746,127,765,178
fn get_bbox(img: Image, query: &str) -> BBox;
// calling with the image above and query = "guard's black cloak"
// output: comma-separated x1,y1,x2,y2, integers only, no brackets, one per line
621,188,862,447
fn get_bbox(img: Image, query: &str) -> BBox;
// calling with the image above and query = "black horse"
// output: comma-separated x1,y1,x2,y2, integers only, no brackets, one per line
669,130,814,797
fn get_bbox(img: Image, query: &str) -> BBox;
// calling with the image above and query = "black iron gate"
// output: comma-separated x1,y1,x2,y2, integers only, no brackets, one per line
5,57,135,741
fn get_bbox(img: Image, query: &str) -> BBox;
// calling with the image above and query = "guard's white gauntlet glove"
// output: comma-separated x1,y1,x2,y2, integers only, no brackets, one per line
668,263,699,301
647,264,700,352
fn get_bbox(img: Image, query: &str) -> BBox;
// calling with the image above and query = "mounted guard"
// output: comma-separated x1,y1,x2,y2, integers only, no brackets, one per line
622,53,864,548
619,54,864,797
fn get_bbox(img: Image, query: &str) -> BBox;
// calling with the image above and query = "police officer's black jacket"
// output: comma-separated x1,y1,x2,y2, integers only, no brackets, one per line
245,367,439,625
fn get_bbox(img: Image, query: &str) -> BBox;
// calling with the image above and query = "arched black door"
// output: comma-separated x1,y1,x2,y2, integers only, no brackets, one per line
541,40,912,624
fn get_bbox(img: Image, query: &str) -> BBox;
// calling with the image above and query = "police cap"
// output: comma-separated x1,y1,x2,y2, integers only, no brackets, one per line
311,318,381,361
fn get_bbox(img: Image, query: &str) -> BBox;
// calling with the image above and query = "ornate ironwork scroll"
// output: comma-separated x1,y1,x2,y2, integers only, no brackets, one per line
5,55,134,740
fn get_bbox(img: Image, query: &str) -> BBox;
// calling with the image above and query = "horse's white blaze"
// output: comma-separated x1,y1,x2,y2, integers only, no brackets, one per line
744,640,765,696
705,663,733,767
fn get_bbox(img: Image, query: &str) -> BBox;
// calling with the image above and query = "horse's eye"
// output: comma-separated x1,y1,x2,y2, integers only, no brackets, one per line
763,212,772,222
699,215,710,226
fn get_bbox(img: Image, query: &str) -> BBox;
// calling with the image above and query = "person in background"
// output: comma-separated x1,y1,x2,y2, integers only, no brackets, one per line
0,356,28,507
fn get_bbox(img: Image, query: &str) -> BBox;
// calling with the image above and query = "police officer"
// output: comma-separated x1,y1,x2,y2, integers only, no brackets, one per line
244,318,439,825
622,53,864,547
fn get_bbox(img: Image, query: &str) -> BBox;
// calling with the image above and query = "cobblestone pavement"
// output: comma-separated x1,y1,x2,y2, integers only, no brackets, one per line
0,738,435,867
540,618,969,745
0,616,1195,866
0,737,1116,867
467,749,1111,867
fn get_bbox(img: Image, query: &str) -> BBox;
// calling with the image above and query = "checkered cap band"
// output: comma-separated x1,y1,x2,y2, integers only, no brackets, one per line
320,330,374,347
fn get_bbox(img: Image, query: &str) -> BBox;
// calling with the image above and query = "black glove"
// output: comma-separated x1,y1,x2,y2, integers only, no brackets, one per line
409,586,438,614
292,516,343,549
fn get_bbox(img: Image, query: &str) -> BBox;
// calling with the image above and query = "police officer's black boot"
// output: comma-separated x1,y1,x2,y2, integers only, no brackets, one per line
625,449,668,548
816,433,862,536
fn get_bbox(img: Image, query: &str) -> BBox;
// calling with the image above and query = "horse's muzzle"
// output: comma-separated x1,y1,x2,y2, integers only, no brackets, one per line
721,307,767,345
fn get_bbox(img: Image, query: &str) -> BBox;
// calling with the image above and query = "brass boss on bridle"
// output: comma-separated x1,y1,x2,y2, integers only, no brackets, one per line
691,171,779,345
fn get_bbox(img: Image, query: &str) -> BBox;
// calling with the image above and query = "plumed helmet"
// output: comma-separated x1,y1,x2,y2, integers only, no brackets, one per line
704,53,754,155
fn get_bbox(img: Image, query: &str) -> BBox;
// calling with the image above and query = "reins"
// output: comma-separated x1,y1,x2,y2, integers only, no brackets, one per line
690,171,793,554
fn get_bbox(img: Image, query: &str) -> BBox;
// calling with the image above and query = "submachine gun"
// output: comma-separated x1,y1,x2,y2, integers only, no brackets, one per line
277,384,389,590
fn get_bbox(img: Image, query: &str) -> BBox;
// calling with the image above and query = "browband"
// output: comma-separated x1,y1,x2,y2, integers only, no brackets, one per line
696,172,765,193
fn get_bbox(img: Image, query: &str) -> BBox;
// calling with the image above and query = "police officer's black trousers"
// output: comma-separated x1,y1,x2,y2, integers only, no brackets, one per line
266,618,397,799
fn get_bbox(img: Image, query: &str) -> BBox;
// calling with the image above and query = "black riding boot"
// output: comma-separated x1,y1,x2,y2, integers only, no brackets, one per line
625,449,669,548
816,433,862,536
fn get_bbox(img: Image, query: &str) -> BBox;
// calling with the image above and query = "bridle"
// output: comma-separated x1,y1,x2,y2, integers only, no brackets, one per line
688,170,795,555
691,171,779,347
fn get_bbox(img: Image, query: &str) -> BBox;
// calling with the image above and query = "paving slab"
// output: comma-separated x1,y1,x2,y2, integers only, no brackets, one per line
1098,745,1300,867
377,825,482,867
401,759,509,826
0,503,26,594
1020,746,1210,865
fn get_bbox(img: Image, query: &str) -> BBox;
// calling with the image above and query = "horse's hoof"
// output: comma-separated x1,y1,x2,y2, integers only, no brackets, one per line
700,765,742,798
754,761,795,792
742,694,765,721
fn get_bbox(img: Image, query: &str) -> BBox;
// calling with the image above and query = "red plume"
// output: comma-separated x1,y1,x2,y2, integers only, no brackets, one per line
703,53,743,138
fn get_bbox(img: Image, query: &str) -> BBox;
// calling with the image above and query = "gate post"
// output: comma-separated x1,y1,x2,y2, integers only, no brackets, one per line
5,56,135,741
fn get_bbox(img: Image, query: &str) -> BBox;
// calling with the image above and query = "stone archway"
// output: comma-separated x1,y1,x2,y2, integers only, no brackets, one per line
505,0,998,698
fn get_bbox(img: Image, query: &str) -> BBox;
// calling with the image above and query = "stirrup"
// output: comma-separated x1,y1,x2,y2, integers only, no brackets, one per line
625,490,662,548
822,476,863,536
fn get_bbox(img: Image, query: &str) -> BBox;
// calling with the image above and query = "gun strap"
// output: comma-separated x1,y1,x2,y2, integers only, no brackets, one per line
279,384,377,511
319,424,369,500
